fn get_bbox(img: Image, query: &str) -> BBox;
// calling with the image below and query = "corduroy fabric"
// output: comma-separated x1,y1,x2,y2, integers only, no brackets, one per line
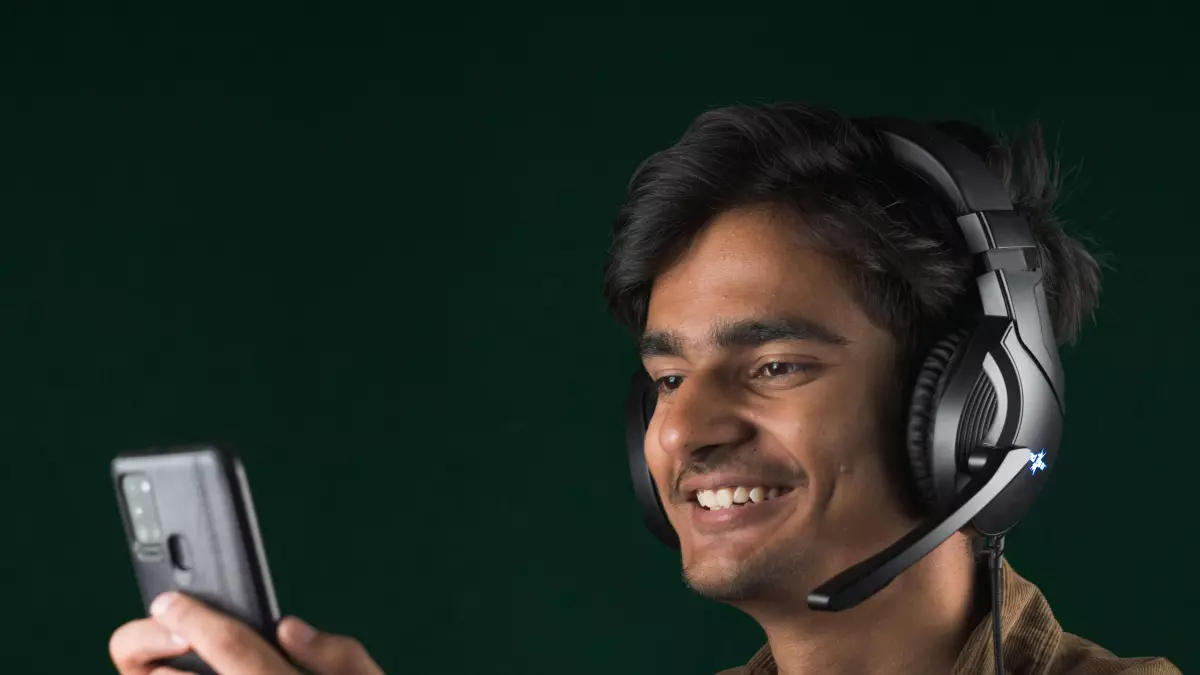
714,561,1179,675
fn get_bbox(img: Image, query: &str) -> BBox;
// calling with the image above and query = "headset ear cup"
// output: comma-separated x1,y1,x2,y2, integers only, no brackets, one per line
905,329,971,508
625,370,679,549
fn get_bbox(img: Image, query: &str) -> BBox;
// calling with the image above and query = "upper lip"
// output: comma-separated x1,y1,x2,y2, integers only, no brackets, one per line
678,473,796,499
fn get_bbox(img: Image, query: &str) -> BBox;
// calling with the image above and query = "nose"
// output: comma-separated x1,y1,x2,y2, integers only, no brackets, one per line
655,373,753,462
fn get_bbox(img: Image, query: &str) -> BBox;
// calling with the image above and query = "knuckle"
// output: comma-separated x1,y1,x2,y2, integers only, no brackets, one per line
331,635,368,663
108,620,142,663
208,623,252,658
165,596,194,625
107,628,125,661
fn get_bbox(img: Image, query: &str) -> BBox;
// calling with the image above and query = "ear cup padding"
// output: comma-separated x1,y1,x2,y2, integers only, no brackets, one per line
906,329,970,507
625,369,679,549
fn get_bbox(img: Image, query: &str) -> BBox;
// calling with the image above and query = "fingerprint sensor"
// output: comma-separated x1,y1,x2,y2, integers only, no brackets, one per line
168,534,194,571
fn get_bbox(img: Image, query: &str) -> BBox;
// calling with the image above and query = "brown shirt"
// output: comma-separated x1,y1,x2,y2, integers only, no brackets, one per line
716,561,1180,675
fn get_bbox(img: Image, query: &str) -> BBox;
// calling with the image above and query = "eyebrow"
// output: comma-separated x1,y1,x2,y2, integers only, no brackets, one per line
638,316,850,358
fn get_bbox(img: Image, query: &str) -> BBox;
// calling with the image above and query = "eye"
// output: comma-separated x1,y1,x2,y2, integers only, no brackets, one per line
654,374,685,394
755,362,814,378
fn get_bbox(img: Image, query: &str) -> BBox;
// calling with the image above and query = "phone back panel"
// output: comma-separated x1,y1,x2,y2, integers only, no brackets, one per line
112,444,280,671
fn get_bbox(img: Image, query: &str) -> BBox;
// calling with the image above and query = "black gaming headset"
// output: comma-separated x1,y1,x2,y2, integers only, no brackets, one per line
623,116,1065,613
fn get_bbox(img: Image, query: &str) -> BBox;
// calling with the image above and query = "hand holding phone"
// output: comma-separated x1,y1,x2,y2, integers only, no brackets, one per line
108,443,385,675
109,595,384,675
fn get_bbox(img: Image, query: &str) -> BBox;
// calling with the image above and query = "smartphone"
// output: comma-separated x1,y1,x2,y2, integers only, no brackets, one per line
112,443,281,675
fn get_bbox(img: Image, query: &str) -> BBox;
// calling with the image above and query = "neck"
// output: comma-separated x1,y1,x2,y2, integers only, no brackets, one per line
736,535,984,675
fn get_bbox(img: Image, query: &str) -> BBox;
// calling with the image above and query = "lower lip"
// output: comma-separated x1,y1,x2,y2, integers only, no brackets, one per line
687,490,795,535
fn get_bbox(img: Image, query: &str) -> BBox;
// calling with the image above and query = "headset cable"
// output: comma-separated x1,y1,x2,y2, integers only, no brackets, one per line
987,534,1006,675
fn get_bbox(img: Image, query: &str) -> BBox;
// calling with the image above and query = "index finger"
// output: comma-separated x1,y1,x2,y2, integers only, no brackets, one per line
150,592,294,675
109,618,192,675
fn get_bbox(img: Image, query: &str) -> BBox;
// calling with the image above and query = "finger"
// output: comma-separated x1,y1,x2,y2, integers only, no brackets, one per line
110,618,192,675
277,616,384,675
150,592,294,675
148,668,193,675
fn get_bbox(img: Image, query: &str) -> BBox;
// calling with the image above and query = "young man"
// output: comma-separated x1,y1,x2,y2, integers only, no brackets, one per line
602,102,1180,674
106,102,1179,675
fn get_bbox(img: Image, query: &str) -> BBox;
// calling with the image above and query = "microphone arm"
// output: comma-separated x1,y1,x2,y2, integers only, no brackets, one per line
807,447,1032,612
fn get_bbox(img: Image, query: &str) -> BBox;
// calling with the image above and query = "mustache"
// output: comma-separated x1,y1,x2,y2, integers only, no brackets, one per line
672,457,804,498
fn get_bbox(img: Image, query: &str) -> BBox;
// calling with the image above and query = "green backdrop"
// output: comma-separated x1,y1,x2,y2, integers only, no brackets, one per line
2,3,1194,674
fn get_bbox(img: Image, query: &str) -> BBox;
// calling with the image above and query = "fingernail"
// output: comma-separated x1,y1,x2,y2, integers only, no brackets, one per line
150,592,178,617
288,617,317,644
171,633,188,646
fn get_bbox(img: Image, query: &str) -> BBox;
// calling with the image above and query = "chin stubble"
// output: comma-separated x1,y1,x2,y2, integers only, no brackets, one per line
681,541,809,603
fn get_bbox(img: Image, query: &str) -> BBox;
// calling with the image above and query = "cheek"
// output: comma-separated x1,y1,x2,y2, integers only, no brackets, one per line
771,373,896,482
641,416,673,494
801,369,916,532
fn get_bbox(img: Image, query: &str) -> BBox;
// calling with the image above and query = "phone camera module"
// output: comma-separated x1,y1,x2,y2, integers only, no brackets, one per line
124,477,152,495
122,473,164,544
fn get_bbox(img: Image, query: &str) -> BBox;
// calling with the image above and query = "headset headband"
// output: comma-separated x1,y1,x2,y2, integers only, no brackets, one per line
863,117,1064,410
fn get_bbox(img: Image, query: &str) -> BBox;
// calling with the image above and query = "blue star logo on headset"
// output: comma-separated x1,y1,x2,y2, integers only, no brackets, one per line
1029,449,1048,475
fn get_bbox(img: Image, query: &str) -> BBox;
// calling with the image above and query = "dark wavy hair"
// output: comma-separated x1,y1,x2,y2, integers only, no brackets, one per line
602,102,1102,380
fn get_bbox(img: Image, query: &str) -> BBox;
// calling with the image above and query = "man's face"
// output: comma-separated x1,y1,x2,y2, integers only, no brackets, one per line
641,207,919,605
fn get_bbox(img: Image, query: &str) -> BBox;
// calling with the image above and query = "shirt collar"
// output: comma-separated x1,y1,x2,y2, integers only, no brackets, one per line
734,560,1059,675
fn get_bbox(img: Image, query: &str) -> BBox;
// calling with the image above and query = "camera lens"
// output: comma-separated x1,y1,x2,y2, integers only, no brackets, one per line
122,473,164,544
123,474,153,494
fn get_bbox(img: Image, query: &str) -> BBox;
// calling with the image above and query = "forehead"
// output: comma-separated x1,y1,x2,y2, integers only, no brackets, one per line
646,208,867,338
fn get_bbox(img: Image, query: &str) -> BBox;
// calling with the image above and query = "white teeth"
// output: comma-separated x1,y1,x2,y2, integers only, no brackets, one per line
716,488,733,507
695,485,786,510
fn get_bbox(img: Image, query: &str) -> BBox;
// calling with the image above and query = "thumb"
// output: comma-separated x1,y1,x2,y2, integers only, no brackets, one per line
277,616,384,675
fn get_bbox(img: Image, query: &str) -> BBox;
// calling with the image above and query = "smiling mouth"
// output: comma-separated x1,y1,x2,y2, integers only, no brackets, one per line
693,485,795,510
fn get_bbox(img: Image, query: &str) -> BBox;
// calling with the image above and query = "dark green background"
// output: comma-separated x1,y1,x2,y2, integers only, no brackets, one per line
2,3,1194,674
